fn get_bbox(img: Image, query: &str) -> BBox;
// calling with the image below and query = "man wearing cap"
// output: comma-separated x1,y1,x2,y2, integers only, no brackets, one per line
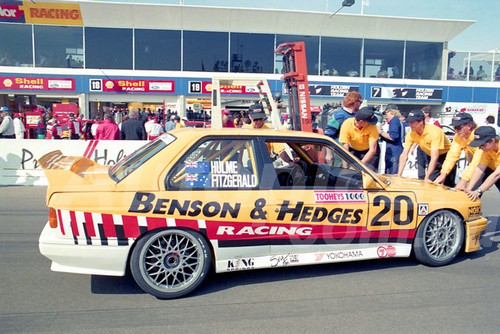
243,103,296,165
397,109,452,184
435,113,483,189
164,115,176,132
465,126,500,200
379,104,404,174
339,106,380,171
221,109,235,128
0,107,15,138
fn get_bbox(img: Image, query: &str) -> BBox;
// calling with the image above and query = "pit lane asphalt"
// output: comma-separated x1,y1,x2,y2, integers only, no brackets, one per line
1,186,499,334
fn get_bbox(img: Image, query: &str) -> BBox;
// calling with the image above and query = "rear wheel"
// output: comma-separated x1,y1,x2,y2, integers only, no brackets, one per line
413,210,464,266
130,228,211,299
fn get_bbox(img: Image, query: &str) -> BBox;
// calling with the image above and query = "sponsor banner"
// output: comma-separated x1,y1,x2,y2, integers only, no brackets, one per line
309,84,359,97
314,190,366,203
188,81,259,95
89,79,175,93
215,244,412,272
371,86,443,100
0,1,83,25
0,139,144,185
0,76,75,91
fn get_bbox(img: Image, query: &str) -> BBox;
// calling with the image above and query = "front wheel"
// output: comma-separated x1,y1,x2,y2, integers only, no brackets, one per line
130,228,211,299
413,210,464,267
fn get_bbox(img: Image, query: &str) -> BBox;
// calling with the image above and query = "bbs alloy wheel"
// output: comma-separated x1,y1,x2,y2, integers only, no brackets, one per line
413,210,464,267
131,228,211,299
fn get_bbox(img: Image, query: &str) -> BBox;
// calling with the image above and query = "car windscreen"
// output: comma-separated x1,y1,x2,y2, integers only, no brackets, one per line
109,134,176,182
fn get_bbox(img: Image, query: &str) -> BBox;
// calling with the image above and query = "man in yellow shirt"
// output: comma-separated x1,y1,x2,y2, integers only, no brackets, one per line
242,103,295,165
397,109,452,185
339,106,379,171
435,112,483,189
465,126,500,200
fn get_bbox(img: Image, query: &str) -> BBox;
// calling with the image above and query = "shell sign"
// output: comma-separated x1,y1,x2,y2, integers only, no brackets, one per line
0,1,83,26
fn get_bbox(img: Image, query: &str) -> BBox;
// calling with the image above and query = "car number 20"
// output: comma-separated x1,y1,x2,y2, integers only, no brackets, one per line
367,193,417,230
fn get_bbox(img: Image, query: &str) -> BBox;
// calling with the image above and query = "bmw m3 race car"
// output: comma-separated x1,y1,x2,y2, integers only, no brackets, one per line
38,128,487,299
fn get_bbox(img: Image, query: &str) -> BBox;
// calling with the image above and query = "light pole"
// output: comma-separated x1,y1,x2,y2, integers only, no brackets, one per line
329,0,355,18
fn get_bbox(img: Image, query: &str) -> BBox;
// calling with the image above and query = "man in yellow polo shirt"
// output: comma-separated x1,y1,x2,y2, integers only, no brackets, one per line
397,109,452,185
243,103,296,165
435,112,484,189
465,126,500,200
339,106,380,171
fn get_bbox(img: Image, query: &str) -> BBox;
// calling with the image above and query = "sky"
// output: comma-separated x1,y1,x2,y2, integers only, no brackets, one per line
138,0,499,52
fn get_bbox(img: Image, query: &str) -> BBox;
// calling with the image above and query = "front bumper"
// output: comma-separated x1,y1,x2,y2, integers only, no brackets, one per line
464,217,488,252
39,222,130,276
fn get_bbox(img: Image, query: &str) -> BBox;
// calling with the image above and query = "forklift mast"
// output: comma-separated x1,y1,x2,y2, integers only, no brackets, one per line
275,41,313,133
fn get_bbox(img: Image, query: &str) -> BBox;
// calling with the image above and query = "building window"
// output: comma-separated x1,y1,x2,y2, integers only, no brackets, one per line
0,23,32,67
35,25,83,68
85,27,132,70
321,37,362,77
135,29,181,71
275,35,319,75
230,33,274,73
405,41,442,80
183,31,228,72
364,39,404,78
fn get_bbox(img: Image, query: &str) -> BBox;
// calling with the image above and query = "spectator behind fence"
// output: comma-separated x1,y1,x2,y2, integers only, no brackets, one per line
120,109,146,140
96,112,120,140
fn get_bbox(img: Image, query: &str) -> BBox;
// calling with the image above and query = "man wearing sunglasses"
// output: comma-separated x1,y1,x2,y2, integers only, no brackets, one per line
465,126,500,200
434,113,482,189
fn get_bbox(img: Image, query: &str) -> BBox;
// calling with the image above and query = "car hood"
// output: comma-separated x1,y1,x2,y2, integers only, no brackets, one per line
38,150,114,188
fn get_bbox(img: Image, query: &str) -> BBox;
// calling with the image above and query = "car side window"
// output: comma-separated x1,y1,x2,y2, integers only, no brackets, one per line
269,139,363,190
167,138,259,190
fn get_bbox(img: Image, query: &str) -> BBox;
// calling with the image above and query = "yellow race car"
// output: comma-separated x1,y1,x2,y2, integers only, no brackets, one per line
38,128,487,299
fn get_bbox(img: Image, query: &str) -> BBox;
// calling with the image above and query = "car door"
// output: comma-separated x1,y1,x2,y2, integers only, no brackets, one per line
165,136,272,273
266,137,371,260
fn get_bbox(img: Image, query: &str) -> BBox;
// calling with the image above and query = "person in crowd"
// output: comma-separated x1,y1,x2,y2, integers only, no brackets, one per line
146,116,164,140
476,65,486,81
120,109,146,140
243,103,296,165
67,113,80,139
379,104,404,174
174,115,184,129
164,115,176,132
222,109,235,128
339,106,380,171
324,91,363,141
49,118,61,139
465,126,500,200
0,107,15,138
397,109,452,185
36,115,46,139
95,112,120,140
485,115,495,125
13,113,26,139
90,116,100,138
414,106,441,179
435,113,483,189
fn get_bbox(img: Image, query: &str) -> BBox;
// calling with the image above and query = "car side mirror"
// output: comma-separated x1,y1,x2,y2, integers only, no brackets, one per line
362,171,383,189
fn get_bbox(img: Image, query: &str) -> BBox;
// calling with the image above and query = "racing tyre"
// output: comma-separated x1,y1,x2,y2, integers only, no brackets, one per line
413,210,464,267
130,228,211,299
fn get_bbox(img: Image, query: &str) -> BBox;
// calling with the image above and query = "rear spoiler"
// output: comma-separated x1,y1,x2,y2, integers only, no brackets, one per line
38,150,97,174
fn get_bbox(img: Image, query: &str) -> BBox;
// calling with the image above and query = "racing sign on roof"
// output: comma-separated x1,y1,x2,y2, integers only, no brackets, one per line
0,1,82,25
0,76,75,91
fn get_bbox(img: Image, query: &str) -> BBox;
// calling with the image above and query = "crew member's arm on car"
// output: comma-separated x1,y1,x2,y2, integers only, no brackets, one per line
424,149,440,182
397,147,410,177
465,164,487,193
466,164,500,200
361,139,378,165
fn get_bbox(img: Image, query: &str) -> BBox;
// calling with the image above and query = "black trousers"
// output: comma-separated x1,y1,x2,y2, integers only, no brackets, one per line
349,144,380,172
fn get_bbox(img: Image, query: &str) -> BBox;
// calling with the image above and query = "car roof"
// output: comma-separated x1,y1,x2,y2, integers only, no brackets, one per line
170,127,327,140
